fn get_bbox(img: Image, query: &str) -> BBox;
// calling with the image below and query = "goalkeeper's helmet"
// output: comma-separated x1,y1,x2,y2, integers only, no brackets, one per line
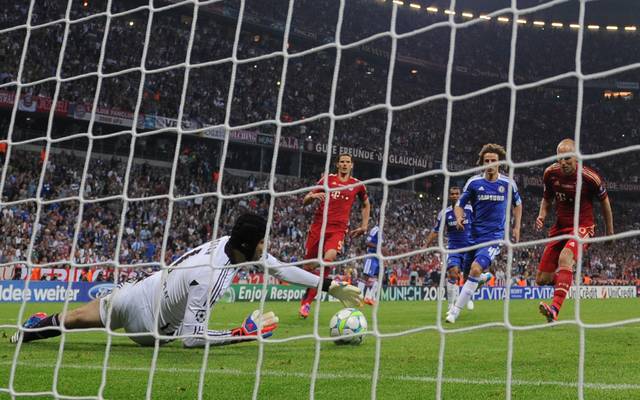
229,213,267,260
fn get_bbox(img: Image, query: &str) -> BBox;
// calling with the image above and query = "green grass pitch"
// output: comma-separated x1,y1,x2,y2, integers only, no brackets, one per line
1,299,639,399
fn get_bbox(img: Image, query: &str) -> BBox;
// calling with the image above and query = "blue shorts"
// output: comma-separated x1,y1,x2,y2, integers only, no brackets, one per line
472,244,501,270
447,251,473,273
363,256,380,277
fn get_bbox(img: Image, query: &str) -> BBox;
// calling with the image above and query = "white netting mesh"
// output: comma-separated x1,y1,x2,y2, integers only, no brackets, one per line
1,0,640,399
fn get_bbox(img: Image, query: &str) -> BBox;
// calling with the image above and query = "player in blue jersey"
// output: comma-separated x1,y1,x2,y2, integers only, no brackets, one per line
425,186,476,312
358,225,380,305
446,144,522,323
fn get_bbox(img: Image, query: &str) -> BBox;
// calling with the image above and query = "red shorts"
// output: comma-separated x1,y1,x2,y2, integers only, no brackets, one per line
304,229,346,260
538,225,595,274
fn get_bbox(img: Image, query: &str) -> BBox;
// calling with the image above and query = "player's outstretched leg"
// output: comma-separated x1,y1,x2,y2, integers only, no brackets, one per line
10,300,103,344
9,312,58,344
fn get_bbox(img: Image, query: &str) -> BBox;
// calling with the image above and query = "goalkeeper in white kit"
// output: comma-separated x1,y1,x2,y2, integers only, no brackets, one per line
10,213,364,348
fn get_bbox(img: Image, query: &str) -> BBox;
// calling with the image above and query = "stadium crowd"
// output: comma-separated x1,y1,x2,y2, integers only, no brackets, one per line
0,143,638,286
2,0,640,172
1,0,639,286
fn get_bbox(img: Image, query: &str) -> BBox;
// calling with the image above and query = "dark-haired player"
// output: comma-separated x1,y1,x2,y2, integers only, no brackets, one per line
11,214,363,347
446,144,522,323
299,153,370,318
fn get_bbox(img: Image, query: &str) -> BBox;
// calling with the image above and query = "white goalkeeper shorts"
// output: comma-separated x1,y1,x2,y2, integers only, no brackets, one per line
99,282,157,346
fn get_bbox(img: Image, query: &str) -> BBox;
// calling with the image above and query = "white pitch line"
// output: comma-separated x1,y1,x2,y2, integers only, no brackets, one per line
1,361,638,391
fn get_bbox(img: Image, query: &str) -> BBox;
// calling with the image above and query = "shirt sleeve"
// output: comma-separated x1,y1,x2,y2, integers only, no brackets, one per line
263,254,321,288
310,176,325,194
358,184,368,202
585,169,608,201
543,168,554,201
180,267,235,348
179,276,214,348
511,179,522,206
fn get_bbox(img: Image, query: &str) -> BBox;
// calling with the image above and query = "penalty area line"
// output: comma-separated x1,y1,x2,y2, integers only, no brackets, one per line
1,361,638,391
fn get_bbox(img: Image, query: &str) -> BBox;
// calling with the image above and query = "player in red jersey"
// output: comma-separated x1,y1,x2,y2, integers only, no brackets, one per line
536,139,614,322
299,153,370,318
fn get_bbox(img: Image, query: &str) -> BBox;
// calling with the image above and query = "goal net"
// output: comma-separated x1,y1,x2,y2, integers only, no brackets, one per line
1,0,639,399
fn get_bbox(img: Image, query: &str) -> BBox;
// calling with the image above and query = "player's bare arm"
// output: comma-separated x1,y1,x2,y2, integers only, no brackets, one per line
512,202,522,243
453,205,465,231
350,198,370,238
601,196,614,236
303,191,325,206
536,197,553,231
425,230,438,248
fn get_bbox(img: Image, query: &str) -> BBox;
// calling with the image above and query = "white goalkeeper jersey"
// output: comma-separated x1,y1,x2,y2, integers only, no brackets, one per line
130,236,319,344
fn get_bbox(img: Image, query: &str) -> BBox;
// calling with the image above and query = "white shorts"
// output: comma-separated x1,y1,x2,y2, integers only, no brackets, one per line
99,282,158,346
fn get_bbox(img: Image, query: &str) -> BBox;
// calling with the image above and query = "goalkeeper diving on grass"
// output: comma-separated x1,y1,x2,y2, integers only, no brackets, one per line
10,213,364,348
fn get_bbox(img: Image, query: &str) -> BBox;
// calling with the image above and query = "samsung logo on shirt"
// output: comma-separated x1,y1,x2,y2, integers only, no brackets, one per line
477,194,505,202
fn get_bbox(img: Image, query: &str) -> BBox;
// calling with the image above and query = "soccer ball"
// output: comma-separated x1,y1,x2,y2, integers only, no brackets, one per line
329,308,367,345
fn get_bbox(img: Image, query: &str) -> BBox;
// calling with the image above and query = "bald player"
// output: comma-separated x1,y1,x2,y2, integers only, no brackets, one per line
536,139,614,322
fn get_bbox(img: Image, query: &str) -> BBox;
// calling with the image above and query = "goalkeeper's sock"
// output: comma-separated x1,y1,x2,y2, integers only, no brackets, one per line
453,276,479,312
551,269,572,312
446,279,458,310
22,313,61,343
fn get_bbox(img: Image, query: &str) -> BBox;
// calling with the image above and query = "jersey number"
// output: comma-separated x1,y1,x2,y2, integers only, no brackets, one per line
488,246,501,258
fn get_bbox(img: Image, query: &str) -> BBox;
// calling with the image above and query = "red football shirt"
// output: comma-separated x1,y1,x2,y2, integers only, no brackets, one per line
542,163,608,231
309,174,368,232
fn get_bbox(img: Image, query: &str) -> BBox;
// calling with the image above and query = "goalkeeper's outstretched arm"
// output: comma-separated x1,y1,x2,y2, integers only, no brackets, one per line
264,254,364,308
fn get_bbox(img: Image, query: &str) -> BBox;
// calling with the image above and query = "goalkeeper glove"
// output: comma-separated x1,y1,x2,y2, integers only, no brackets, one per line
327,281,364,308
231,310,279,339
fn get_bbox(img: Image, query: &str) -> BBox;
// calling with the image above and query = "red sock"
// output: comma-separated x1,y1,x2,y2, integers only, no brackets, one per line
300,262,332,306
552,269,573,311
301,287,317,306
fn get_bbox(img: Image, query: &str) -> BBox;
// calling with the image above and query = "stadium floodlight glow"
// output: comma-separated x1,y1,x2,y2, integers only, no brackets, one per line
392,0,404,5
625,26,637,31
409,3,421,9
479,15,491,20
606,25,618,31
497,16,509,23
462,12,473,18
128,20,134,26
570,24,581,29
533,21,545,26
517,19,527,24
551,22,563,28
587,24,600,30
444,9,456,15
426,6,438,13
